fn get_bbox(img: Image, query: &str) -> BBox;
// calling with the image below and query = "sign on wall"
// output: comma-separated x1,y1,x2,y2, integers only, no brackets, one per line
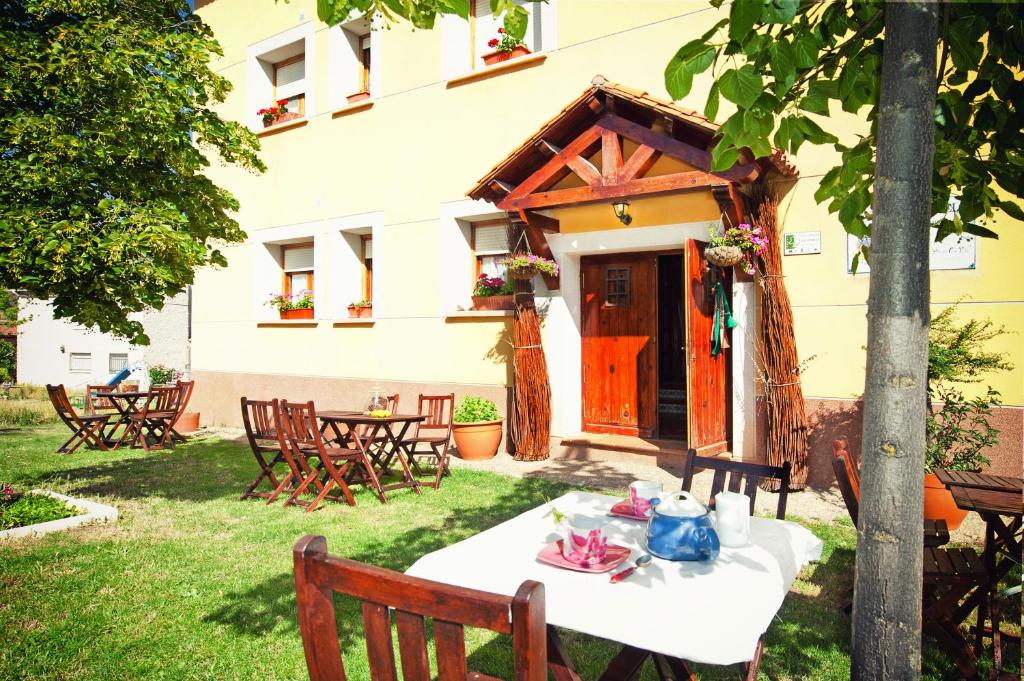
846,229,977,274
783,232,822,256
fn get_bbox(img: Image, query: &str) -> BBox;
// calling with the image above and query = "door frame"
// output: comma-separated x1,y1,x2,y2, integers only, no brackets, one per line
579,248,685,439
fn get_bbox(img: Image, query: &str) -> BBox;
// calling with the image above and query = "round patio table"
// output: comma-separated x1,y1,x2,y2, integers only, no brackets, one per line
95,390,151,446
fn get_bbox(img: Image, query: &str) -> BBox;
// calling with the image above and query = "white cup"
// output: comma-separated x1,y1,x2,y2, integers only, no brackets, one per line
560,515,608,561
714,491,751,547
628,480,662,515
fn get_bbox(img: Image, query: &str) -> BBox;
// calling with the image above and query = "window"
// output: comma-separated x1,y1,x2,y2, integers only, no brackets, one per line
108,353,129,373
362,236,373,300
69,353,91,374
472,221,509,280
358,34,371,93
605,267,631,306
274,54,306,115
282,243,314,296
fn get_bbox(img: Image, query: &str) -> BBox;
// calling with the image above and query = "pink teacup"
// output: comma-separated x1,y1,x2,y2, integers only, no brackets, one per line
560,516,608,564
629,480,662,516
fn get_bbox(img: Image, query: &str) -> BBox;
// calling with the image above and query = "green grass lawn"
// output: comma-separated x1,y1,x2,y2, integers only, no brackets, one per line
0,425,1012,679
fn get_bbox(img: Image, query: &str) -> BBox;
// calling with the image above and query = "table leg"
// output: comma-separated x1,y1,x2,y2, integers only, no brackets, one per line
598,646,649,681
546,626,583,681
382,421,421,495
349,426,388,504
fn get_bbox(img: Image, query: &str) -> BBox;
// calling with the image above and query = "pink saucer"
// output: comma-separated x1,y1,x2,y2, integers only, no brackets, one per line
609,498,651,521
537,541,631,573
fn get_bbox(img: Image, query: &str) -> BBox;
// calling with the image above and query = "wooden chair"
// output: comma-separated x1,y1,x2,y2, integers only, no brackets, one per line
169,379,196,442
118,385,181,452
680,448,790,519
46,384,111,454
240,397,305,503
400,393,455,490
293,535,546,681
278,400,387,511
923,546,988,679
85,384,118,416
831,437,950,547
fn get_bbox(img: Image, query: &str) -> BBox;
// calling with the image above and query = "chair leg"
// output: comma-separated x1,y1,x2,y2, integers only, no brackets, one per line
432,442,450,490
742,637,764,681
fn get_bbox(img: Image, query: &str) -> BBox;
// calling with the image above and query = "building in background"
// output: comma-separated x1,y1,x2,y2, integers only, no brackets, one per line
15,290,191,389
188,0,1023,483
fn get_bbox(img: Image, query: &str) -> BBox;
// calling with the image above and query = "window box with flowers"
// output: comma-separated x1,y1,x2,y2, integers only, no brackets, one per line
472,274,514,311
268,291,314,319
706,223,769,275
258,99,303,128
481,27,531,66
501,253,560,280
347,299,372,318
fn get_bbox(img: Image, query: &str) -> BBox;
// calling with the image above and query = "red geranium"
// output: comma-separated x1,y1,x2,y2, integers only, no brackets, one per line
488,38,499,48
486,27,525,54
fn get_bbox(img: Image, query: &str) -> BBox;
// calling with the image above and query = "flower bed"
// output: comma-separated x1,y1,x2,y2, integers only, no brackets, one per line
0,487,117,541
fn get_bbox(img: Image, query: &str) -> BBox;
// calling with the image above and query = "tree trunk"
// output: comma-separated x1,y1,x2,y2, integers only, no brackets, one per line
851,3,937,679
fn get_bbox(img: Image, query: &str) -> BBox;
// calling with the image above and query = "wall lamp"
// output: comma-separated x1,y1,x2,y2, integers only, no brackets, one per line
612,200,632,225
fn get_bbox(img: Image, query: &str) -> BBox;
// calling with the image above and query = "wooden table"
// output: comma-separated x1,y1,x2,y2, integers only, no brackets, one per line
96,390,151,445
317,412,426,501
938,470,1023,654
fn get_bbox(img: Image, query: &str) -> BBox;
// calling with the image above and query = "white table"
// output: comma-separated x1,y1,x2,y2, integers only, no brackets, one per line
406,491,822,675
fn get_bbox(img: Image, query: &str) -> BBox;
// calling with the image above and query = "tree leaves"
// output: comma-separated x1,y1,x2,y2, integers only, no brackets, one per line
718,65,762,108
729,0,763,42
665,40,716,100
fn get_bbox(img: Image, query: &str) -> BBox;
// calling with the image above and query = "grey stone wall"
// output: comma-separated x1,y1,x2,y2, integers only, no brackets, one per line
141,289,190,373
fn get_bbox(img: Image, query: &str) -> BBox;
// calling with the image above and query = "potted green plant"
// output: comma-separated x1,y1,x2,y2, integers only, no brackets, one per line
347,299,372,318
705,223,769,274
147,364,176,386
267,291,314,320
923,306,1011,530
258,99,301,128
452,396,503,460
471,274,514,311
481,27,530,66
500,253,559,280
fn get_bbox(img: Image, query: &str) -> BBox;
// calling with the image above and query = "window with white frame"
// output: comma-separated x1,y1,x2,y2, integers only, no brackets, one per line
247,25,315,129
272,53,306,115
441,1,554,78
69,352,91,374
361,236,373,300
108,353,129,373
472,220,509,280
328,15,379,108
472,0,541,61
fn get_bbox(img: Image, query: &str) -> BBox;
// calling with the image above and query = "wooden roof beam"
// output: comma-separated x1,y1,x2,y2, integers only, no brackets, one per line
504,125,604,201
518,210,560,290
488,179,515,195
534,139,561,157
499,170,725,211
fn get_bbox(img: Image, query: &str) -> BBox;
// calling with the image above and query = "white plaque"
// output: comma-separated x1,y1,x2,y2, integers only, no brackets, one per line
783,232,821,255
846,229,977,274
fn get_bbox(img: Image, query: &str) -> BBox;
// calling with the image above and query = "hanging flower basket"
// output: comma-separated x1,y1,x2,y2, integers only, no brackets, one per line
705,245,745,267
501,254,560,281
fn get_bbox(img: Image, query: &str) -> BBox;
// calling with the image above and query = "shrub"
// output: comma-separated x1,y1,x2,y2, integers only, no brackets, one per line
0,490,79,531
926,386,999,472
453,396,500,423
148,365,175,385
0,399,56,427
0,339,14,383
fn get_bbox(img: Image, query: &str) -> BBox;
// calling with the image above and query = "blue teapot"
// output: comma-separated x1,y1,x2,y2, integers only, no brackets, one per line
645,491,720,562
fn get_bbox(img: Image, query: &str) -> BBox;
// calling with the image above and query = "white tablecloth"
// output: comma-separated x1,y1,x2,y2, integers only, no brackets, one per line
406,491,823,666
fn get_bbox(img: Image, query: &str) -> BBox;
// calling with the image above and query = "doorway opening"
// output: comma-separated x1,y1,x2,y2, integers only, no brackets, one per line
657,254,686,440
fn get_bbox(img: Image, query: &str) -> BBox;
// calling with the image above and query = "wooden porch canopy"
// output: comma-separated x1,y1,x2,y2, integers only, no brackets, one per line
466,76,797,289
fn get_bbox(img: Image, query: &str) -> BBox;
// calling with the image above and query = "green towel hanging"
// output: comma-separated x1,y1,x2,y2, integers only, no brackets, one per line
711,281,737,357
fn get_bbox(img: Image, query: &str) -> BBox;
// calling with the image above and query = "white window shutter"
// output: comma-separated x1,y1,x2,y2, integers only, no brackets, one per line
275,59,305,100
474,225,508,254
284,245,314,271
363,239,373,259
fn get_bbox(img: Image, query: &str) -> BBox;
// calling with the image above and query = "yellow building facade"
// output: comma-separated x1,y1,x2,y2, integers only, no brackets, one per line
192,0,1023,483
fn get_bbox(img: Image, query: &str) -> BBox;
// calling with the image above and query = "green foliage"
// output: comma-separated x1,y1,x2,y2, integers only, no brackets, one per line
0,399,56,426
453,395,500,423
0,491,79,530
0,1,265,344
147,364,175,385
0,340,14,383
317,0,539,41
928,305,1014,386
662,1,1022,247
925,385,999,473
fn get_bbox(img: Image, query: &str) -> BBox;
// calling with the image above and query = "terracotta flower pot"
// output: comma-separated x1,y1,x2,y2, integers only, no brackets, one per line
452,420,503,460
174,412,200,434
263,111,302,128
923,472,969,531
472,295,514,311
346,91,371,103
481,46,531,66
280,308,314,320
347,305,372,319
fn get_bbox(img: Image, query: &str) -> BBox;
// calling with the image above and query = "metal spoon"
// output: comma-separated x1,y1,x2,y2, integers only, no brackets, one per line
609,553,652,583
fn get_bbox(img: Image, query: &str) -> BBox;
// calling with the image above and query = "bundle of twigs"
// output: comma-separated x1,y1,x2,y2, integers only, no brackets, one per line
745,181,809,490
506,219,551,461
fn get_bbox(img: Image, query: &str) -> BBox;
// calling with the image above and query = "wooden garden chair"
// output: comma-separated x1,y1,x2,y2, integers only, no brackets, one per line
118,385,182,452
293,535,546,681
278,400,387,511
168,379,196,443
46,384,111,454
85,384,118,417
240,397,306,503
399,393,455,490
923,546,988,679
831,437,950,547
680,448,791,519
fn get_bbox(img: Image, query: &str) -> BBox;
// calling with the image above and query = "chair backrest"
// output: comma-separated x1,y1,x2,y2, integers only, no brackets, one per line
417,393,455,433
142,386,180,414
241,397,282,451
278,400,329,458
831,437,861,524
175,380,195,415
680,449,790,519
120,382,140,392
86,385,116,414
47,384,81,428
293,535,546,681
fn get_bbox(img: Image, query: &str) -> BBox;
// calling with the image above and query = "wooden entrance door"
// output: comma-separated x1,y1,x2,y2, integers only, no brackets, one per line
684,240,730,454
581,253,657,437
